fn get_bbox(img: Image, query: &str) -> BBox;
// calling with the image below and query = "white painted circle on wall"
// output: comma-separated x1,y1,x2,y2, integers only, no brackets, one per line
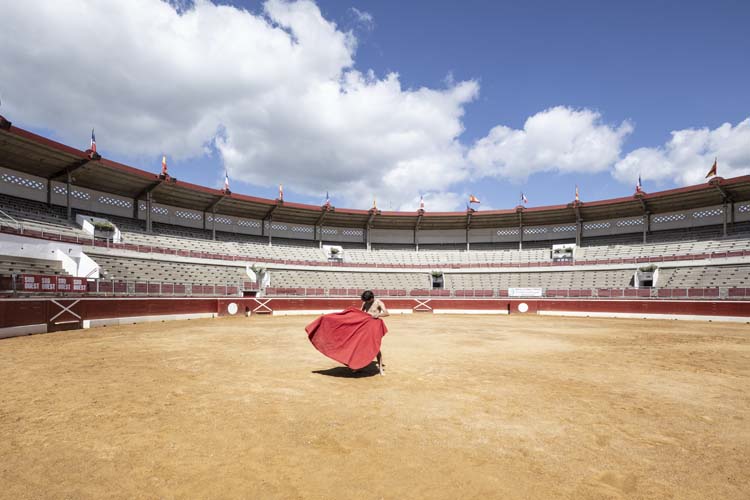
518,302,529,313
227,302,239,315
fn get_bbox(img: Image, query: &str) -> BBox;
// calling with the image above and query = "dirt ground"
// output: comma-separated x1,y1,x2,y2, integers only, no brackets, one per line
1,314,749,500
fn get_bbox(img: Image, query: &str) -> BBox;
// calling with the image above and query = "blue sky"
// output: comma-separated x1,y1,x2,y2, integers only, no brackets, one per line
3,0,749,211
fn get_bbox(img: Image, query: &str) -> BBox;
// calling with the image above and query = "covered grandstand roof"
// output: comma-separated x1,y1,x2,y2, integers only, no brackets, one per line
1,123,749,229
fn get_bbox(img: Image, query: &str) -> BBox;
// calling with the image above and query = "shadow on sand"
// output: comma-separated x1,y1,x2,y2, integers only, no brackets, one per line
313,361,380,378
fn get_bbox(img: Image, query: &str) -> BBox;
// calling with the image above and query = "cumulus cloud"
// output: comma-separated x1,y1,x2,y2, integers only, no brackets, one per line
614,118,750,185
468,106,633,181
2,0,743,211
0,0,477,209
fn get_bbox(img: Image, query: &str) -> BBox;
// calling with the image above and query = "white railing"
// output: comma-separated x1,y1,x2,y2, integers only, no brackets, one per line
0,209,22,232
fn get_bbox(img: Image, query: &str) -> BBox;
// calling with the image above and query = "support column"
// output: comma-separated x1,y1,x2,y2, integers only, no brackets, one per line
212,207,216,241
414,227,419,252
466,227,470,251
47,180,53,207
643,213,649,243
575,218,582,246
146,192,153,233
518,214,524,251
365,225,371,251
723,200,728,237
268,216,273,246
66,170,72,220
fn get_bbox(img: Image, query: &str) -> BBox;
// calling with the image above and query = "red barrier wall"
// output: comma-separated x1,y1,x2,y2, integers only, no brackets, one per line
78,298,218,320
2,297,748,337
536,299,750,317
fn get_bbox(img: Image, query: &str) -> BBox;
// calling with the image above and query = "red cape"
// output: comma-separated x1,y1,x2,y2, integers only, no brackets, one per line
305,307,388,370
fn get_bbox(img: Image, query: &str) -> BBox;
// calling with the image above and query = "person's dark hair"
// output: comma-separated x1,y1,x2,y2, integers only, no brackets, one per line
361,290,375,311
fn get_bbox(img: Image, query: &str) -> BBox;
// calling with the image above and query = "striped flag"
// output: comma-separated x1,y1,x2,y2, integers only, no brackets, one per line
279,184,284,201
324,191,331,207
705,158,717,178
575,185,579,202
419,195,425,210
224,172,230,191
635,175,642,193
90,129,97,153
521,192,528,204
161,155,168,176
469,194,480,204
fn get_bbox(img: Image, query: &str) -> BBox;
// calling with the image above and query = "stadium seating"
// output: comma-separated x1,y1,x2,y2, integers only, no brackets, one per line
0,194,90,239
2,191,750,299
3,193,750,270
445,269,634,290
268,270,431,291
0,255,68,277
656,265,750,288
89,254,250,287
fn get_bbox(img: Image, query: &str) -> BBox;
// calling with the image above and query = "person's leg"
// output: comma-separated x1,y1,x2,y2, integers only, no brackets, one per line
376,351,384,375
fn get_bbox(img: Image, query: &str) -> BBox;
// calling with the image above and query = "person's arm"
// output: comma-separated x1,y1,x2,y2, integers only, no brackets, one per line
372,299,389,319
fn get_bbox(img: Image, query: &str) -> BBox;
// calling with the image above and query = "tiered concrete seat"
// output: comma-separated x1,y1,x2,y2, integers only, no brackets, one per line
0,194,90,239
269,270,431,290
0,255,67,276
3,193,750,271
657,265,750,288
446,269,633,290
90,254,248,285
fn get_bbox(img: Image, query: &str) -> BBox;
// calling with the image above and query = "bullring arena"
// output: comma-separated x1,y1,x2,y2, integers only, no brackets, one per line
2,314,749,499
1,120,749,498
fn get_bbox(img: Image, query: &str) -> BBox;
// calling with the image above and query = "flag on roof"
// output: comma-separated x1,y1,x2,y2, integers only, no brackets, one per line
324,191,331,208
705,158,718,178
90,129,96,153
635,175,643,193
279,183,284,201
469,194,480,204
372,195,377,210
575,185,579,202
419,195,425,210
161,155,168,176
224,171,230,191
521,192,528,204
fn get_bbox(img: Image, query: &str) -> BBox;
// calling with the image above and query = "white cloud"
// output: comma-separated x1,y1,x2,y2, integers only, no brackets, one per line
0,0,477,209
2,0,744,211
614,118,750,185
350,7,374,30
468,106,633,181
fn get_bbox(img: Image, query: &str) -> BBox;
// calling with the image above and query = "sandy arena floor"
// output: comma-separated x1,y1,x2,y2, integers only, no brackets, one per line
1,314,749,499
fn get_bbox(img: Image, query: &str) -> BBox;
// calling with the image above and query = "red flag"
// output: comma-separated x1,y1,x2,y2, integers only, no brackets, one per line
279,183,284,200
575,185,579,202
469,194,480,204
161,155,168,176
705,158,717,178
90,129,96,153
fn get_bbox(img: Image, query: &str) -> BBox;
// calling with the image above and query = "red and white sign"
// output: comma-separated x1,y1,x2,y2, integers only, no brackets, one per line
18,274,42,291
57,277,87,293
40,276,56,292
17,275,88,293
